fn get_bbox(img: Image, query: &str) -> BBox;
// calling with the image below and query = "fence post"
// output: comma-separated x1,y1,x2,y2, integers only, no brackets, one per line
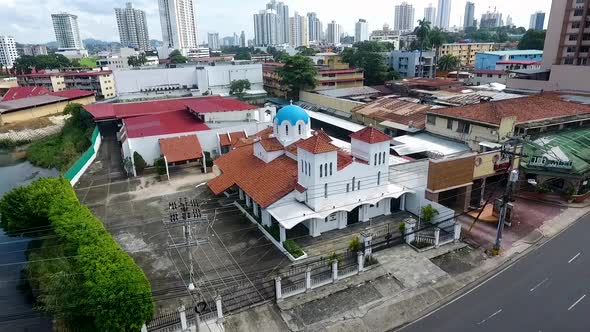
216,295,224,323
404,218,416,244
332,259,338,283
434,228,440,248
362,233,373,257
454,223,461,242
141,324,148,332
305,266,312,291
179,305,188,331
275,276,283,302
357,251,364,273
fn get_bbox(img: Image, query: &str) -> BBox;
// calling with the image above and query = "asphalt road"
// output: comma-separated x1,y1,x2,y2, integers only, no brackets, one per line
400,213,590,332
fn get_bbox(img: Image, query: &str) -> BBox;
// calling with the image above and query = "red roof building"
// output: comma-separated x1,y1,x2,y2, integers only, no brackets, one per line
350,126,392,143
159,135,203,163
123,110,210,139
1,87,49,101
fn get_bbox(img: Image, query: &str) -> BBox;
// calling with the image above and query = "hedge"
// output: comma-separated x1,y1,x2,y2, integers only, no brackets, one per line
283,239,304,258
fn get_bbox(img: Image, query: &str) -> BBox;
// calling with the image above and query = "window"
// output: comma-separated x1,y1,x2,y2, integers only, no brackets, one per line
457,121,471,134
352,177,356,191
447,119,453,129
383,152,386,164
374,153,378,165
572,21,581,29
329,162,333,175
285,124,289,135
567,46,577,53
324,163,328,176
427,114,436,125
564,57,574,65
346,184,350,192
378,171,381,185
324,184,328,198
569,34,578,41
298,124,302,135
487,74,493,78
574,9,583,16
358,181,361,190
301,160,304,173
320,164,323,178
498,75,502,78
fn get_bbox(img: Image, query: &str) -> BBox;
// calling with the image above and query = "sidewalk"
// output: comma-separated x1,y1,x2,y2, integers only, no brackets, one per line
224,205,590,332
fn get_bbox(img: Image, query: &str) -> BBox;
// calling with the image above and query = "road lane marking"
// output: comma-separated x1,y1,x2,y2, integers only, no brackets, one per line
568,294,586,311
530,278,549,292
568,252,581,263
476,309,502,325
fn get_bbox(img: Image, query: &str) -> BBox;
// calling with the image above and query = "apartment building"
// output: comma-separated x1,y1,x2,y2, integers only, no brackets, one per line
17,70,116,99
389,50,435,78
0,36,18,68
440,43,496,67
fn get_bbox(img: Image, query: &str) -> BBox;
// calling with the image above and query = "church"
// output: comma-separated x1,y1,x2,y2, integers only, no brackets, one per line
208,104,413,247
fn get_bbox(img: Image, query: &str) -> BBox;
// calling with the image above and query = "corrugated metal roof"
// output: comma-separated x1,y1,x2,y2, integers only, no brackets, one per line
0,95,66,113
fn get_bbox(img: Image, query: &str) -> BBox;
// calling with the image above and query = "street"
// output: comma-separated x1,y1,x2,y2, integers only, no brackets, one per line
400,212,590,332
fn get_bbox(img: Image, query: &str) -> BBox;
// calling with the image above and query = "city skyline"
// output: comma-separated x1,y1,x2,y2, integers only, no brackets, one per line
1,0,552,44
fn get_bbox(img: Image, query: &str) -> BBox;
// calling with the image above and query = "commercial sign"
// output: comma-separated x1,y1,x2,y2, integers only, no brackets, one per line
528,156,573,169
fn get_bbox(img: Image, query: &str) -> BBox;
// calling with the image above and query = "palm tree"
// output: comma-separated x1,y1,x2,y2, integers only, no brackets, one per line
429,27,445,78
414,19,431,78
438,54,461,73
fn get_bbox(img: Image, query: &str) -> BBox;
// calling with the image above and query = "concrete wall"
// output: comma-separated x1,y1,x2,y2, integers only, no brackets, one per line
426,115,501,150
114,67,198,95
299,90,364,114
0,96,96,125
468,73,509,86
541,0,566,68
197,64,263,94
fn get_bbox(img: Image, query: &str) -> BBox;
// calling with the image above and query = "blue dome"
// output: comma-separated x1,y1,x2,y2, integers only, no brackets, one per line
275,105,310,126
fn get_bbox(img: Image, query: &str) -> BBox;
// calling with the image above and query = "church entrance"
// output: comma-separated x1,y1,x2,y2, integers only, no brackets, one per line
347,206,360,225
390,197,401,213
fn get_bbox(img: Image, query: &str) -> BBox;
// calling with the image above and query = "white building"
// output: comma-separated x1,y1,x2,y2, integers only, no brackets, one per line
158,0,198,53
355,19,369,42
463,2,475,28
51,13,84,50
480,10,503,29
115,2,150,51
424,4,437,25
96,48,139,71
436,0,452,30
327,21,341,45
307,12,322,44
289,12,309,47
253,10,278,46
0,36,18,68
394,2,415,32
23,45,48,56
208,104,415,246
208,32,220,50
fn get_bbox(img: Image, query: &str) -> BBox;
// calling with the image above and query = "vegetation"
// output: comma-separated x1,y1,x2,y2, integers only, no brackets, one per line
277,55,318,100
437,54,461,72
26,103,94,171
348,236,362,252
398,222,406,233
341,41,400,85
283,239,304,258
128,53,148,67
78,57,98,68
13,54,72,74
421,204,439,223
518,30,546,50
0,177,154,330
326,251,343,264
265,224,280,242
296,46,318,56
168,49,188,64
364,255,378,267
154,157,167,175
203,151,214,168
133,152,147,174
229,79,252,99
415,19,432,76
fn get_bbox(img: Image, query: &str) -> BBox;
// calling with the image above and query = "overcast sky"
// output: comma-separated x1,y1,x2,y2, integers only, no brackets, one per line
0,0,552,44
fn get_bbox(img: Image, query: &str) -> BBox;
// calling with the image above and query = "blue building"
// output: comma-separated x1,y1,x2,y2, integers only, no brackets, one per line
474,50,543,70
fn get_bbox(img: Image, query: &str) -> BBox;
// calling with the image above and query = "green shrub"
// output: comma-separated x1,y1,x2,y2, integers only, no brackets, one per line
283,239,304,258
204,151,214,167
133,151,147,174
265,224,280,242
326,251,342,263
421,204,439,223
536,184,551,194
398,222,406,233
154,157,167,175
348,236,362,252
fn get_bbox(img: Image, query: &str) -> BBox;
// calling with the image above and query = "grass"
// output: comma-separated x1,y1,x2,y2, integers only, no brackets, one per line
26,124,91,172
0,117,54,133
283,239,304,258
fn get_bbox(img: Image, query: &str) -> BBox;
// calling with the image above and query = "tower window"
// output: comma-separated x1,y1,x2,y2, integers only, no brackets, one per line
324,183,328,198
378,171,381,185
374,153,377,165
346,184,350,192
358,181,361,190
301,160,304,173
285,124,289,135
329,162,333,175
324,163,328,176
298,124,302,135
352,177,356,191
320,164,323,178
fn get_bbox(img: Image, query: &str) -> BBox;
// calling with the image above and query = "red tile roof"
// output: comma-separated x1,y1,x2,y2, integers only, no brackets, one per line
208,145,298,208
297,133,339,154
2,87,49,101
427,93,590,126
352,98,430,130
159,135,203,163
219,131,247,147
285,139,303,156
48,89,95,99
258,137,284,152
350,126,391,144
337,150,354,170
124,110,210,138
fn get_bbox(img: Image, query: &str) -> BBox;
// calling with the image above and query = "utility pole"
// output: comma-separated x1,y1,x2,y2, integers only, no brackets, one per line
492,141,520,255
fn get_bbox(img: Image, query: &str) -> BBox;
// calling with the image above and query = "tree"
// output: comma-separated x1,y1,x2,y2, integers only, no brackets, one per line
296,46,318,56
518,29,546,50
438,54,461,72
429,27,446,77
63,103,94,131
128,53,148,67
421,204,439,223
229,79,252,99
133,151,147,174
168,49,187,64
234,51,251,60
342,41,392,85
414,19,431,78
277,55,318,100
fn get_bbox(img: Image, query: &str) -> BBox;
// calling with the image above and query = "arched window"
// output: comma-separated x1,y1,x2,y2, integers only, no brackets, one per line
374,153,378,165
378,171,381,185
358,181,361,190
308,162,311,176
329,162,333,175
346,184,350,192
320,164,323,178
324,183,328,198
324,163,328,176
285,124,289,136
298,124,302,135
352,177,356,191
301,160,304,173
382,152,387,165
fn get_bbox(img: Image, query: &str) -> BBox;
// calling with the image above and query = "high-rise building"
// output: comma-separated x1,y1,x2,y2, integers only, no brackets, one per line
424,4,437,25
240,31,246,47
115,3,150,51
327,21,341,45
266,0,289,44
208,32,220,50
463,2,475,28
254,10,278,46
0,36,18,68
355,19,369,42
23,45,48,56
394,2,415,32
307,12,322,43
506,15,514,27
289,12,309,47
158,0,198,51
529,11,546,30
436,0,452,30
51,13,84,50
480,10,503,29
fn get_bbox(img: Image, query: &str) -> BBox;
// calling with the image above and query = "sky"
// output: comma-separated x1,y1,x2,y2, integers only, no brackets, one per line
0,0,552,45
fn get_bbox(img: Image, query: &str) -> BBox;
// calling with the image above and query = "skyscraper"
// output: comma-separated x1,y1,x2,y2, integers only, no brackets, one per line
529,11,546,30
307,12,322,43
480,10,503,29
424,4,436,25
436,0,452,30
0,36,18,68
240,31,246,47
115,2,150,51
207,32,220,50
394,2,415,32
266,0,289,44
327,21,340,45
51,13,84,50
254,10,278,46
158,0,198,51
463,2,475,28
289,12,309,47
355,19,369,42
506,15,514,27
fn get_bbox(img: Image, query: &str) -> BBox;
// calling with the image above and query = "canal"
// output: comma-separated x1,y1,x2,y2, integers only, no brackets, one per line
0,153,57,331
